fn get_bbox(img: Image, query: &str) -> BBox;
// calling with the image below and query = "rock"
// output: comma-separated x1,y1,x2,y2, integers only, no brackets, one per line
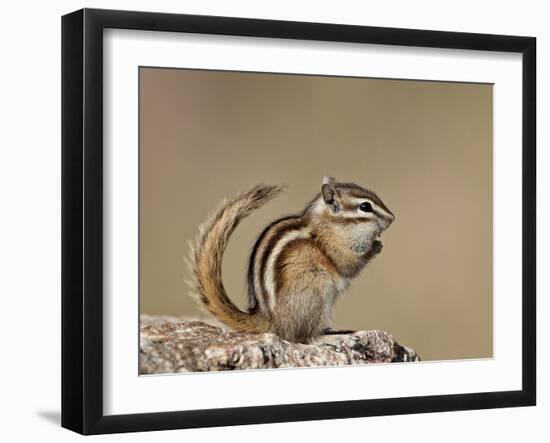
140,316,420,374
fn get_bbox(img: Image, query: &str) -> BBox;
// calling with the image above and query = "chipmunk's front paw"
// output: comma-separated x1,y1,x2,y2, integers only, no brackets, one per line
371,240,383,255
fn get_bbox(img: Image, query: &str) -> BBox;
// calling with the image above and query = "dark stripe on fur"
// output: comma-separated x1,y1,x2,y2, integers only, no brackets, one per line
335,183,392,214
256,217,306,308
328,216,372,225
247,215,299,311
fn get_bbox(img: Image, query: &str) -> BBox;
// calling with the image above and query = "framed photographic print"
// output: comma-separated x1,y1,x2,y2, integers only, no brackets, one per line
61,8,536,435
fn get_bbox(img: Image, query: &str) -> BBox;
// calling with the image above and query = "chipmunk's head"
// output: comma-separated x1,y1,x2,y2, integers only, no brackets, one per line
309,176,395,255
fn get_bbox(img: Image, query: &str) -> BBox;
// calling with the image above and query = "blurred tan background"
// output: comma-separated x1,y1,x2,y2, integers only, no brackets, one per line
139,67,493,361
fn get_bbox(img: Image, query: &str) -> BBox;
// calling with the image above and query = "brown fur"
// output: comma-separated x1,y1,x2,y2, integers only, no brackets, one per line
259,221,304,294
270,238,342,341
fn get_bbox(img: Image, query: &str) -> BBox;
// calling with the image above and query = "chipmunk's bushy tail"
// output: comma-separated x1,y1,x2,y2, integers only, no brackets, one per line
187,184,283,332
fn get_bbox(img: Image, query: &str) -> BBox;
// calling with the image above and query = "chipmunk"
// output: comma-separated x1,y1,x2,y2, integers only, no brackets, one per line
188,176,395,343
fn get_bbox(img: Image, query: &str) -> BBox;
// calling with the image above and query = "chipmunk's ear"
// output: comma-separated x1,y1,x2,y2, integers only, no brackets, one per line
321,177,340,213
322,176,336,186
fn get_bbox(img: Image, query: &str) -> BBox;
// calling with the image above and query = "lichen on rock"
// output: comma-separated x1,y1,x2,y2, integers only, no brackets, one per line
140,315,420,374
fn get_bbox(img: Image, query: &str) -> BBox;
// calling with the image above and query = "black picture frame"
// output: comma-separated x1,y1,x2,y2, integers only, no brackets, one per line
61,8,536,435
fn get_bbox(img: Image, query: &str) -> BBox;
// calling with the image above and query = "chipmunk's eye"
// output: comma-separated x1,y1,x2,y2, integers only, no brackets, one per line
359,202,373,213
